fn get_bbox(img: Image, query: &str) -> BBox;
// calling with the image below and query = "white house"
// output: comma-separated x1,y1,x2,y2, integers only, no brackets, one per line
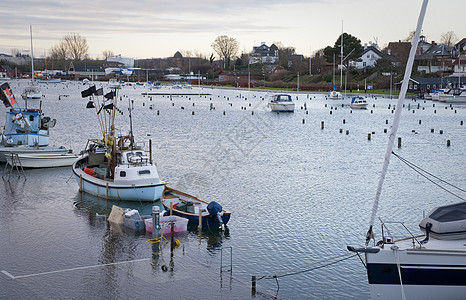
352,44,383,69
249,42,279,64
107,55,134,68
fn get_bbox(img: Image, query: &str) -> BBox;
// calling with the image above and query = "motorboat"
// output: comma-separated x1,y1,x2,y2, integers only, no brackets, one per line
161,186,231,228
347,2,466,299
4,152,77,168
350,96,368,109
108,78,121,89
72,85,165,201
0,82,69,162
438,87,466,103
21,85,41,100
268,94,295,112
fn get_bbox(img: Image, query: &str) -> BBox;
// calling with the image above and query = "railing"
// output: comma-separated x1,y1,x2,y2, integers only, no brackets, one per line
379,217,423,249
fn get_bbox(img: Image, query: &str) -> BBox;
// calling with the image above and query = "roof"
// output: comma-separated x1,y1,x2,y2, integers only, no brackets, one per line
416,44,455,60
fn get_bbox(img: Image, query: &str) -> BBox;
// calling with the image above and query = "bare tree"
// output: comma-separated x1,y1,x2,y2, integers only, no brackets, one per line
63,33,89,61
440,31,459,46
102,50,114,60
211,35,239,69
403,31,416,42
50,41,68,61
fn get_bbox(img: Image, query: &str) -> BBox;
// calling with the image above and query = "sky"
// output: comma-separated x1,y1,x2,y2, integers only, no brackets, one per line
1,0,464,60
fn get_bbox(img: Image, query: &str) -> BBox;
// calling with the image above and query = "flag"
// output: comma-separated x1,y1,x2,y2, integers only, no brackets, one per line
97,103,114,114
104,91,114,100
0,82,17,107
94,87,103,96
81,85,96,98
86,101,95,108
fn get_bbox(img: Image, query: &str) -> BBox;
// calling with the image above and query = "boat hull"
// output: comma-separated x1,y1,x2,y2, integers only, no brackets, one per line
269,102,295,112
350,103,368,109
5,153,77,168
366,246,466,300
73,161,165,202
0,146,68,162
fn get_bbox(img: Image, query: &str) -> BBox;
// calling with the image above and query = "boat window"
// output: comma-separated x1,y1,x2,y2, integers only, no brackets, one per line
138,170,150,175
120,171,126,177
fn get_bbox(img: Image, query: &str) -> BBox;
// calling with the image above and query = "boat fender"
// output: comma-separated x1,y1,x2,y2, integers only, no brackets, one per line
84,167,97,177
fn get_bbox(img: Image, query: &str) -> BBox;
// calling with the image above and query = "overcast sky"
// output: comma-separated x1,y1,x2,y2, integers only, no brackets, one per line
1,0,464,60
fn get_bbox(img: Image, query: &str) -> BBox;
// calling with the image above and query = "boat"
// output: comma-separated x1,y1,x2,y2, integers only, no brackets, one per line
349,96,368,109
37,78,61,84
348,1,466,299
145,215,189,235
161,186,231,228
0,82,68,162
328,89,342,100
108,78,120,89
22,26,41,101
4,152,77,168
438,87,466,103
268,94,295,112
171,81,182,89
72,84,165,202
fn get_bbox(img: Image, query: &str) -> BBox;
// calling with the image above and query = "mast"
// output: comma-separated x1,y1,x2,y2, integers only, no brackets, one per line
340,20,343,91
366,0,429,246
30,25,35,84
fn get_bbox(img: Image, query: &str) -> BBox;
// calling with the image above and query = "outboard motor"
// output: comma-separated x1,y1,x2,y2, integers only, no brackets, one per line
207,201,223,226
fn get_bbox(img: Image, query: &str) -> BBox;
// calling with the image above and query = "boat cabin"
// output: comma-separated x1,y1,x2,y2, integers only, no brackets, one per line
271,94,292,102
419,202,466,240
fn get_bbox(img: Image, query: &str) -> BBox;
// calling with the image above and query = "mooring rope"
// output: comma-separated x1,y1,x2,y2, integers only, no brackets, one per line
392,151,466,201
256,253,357,282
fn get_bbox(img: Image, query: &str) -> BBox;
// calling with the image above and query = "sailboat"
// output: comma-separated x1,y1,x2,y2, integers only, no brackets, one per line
72,85,165,201
347,1,466,299
21,25,41,102
328,53,342,100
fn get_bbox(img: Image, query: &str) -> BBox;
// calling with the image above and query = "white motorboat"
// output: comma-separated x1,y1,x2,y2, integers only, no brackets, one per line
5,152,77,168
108,78,121,89
269,94,295,112
0,82,69,162
328,90,342,100
438,87,466,103
72,85,165,202
349,96,368,109
348,2,466,299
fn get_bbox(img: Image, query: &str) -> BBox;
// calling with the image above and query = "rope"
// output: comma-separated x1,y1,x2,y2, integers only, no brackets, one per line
256,253,357,281
392,151,466,201
393,247,407,300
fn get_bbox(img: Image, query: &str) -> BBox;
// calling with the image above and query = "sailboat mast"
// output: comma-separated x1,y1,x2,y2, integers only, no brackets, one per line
366,0,429,246
340,20,343,91
30,25,35,83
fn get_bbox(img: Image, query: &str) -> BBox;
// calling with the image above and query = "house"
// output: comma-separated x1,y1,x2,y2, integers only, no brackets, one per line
400,77,463,94
415,43,456,74
351,44,399,69
249,42,279,64
107,55,134,68
452,50,466,78
385,41,411,67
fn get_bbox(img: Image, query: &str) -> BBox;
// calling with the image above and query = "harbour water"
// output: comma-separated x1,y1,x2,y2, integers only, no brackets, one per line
1,80,465,299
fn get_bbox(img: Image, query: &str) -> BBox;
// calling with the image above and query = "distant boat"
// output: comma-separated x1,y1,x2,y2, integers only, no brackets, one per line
328,90,342,100
108,78,121,89
439,87,466,103
23,26,41,101
349,96,368,109
37,78,61,84
268,94,295,112
5,152,77,168
161,186,231,228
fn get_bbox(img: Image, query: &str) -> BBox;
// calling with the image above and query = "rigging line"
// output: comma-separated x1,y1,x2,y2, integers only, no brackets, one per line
392,151,466,193
257,254,357,281
393,152,466,201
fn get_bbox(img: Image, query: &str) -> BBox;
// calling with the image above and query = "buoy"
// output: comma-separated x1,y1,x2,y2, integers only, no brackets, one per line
447,140,451,147
439,130,443,134
368,133,371,140
398,137,402,148
321,121,324,129
302,119,305,124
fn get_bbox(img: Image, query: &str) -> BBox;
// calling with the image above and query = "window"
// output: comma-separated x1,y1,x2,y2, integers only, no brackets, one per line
427,85,430,89
414,85,418,89
120,171,126,177
138,170,150,175
30,116,34,121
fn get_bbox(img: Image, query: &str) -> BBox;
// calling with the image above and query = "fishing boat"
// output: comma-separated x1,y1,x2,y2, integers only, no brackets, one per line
348,1,466,299
349,96,368,109
72,85,165,201
4,152,76,168
0,82,68,162
268,94,295,112
161,186,231,228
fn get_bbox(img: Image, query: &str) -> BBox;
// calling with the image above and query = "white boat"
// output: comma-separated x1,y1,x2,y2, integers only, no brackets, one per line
37,78,61,84
438,87,466,103
5,152,77,168
72,85,165,202
0,82,69,162
171,81,182,89
348,2,466,299
108,78,121,89
328,90,342,100
22,26,41,101
349,96,368,109
268,94,295,112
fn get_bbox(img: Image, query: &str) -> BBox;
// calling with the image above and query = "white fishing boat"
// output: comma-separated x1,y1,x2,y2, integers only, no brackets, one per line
5,152,77,168
0,82,68,162
349,96,368,109
72,85,165,202
348,1,466,299
268,94,295,112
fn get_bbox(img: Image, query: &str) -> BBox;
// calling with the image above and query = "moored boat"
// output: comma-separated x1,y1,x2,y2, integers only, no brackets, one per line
161,186,231,228
268,94,295,112
5,152,77,168
349,96,368,109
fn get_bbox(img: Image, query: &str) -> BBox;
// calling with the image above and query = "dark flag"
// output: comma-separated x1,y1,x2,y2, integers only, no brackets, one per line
86,101,95,108
94,87,103,96
104,91,115,100
0,82,16,107
81,85,96,98
97,103,114,114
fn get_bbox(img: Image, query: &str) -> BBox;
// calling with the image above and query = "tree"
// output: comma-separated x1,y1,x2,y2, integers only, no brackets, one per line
440,31,459,46
403,31,416,42
211,35,239,69
102,50,114,60
50,41,68,61
323,33,362,64
63,33,89,61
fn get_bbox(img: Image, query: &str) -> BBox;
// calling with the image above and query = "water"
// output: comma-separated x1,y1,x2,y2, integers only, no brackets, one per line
1,80,465,299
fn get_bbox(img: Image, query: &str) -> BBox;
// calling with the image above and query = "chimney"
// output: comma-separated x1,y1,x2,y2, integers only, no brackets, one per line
431,41,435,45
399,40,401,42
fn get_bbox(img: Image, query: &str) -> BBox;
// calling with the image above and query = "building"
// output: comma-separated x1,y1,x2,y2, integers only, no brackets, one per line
401,77,463,94
351,44,399,69
385,41,411,67
415,43,456,74
249,42,279,64
107,55,134,68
